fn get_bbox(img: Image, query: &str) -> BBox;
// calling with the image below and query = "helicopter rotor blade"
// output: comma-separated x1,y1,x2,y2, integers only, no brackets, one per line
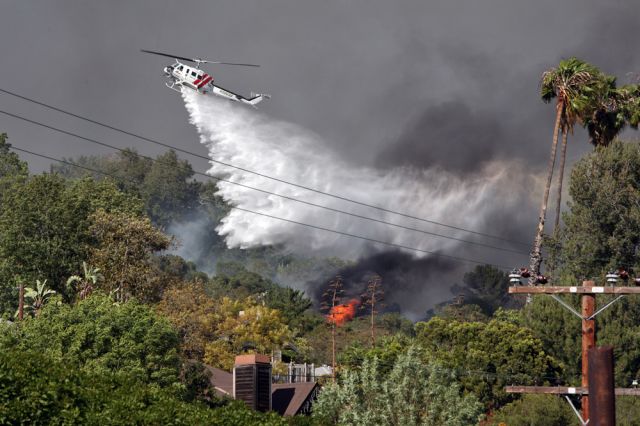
141,49,197,63
141,49,260,67
198,60,260,67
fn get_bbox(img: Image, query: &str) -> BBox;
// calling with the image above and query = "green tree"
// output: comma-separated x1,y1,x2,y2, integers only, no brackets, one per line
53,149,152,193
530,142,640,386
461,265,511,315
490,394,578,426
203,296,295,370
141,150,201,227
312,347,484,425
157,281,219,360
435,303,488,322
1,294,181,387
415,317,560,409
524,293,640,387
0,346,287,425
209,262,313,330
89,209,171,303
552,141,640,281
532,58,602,276
339,334,412,375
0,133,28,196
0,175,142,312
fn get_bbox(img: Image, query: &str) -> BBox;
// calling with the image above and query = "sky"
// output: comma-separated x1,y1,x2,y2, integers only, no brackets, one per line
1,1,639,318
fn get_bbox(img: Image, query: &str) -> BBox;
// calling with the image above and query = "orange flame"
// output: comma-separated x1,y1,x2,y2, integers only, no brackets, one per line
327,299,360,326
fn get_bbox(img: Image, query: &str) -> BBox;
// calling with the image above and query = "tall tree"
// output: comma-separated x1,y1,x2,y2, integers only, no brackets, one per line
141,150,201,227
554,141,640,279
361,274,384,347
531,58,601,279
322,275,344,382
0,133,28,196
88,209,171,303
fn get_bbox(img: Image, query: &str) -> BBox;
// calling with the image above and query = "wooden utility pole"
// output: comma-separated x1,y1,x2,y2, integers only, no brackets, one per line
581,280,595,419
507,279,640,424
588,346,616,426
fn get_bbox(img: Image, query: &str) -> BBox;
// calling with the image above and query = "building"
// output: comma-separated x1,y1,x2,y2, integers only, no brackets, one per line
204,355,319,417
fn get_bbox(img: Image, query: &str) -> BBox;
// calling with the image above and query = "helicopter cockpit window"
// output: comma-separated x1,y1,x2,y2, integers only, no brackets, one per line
177,65,184,71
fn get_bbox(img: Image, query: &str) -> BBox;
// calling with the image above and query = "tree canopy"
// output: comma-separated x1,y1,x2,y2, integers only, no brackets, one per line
312,347,484,426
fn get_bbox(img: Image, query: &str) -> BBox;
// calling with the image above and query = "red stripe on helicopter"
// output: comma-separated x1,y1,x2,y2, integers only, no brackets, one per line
197,76,213,89
193,73,207,86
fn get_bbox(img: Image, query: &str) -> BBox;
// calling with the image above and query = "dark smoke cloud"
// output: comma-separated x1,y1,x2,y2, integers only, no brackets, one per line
312,250,462,321
377,100,502,173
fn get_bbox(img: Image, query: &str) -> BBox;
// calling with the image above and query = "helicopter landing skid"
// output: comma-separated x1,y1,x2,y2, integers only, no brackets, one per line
165,81,182,93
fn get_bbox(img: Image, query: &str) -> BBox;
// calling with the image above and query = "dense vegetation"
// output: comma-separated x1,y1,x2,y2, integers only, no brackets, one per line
1,57,640,424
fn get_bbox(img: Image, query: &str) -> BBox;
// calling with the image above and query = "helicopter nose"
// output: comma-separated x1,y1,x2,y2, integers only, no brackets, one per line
163,66,173,74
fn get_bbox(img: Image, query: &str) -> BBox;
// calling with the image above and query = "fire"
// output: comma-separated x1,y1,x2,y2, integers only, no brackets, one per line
327,299,360,326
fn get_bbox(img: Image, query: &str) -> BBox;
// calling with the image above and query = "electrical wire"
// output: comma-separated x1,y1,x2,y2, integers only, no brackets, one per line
0,87,531,247
0,109,529,257
8,145,515,270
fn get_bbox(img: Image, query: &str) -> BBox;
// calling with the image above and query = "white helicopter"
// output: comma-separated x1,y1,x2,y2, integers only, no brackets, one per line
141,49,270,107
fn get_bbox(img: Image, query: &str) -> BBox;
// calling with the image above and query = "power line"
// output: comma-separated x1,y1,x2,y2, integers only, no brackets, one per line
8,145,514,270
0,109,529,256
0,87,530,247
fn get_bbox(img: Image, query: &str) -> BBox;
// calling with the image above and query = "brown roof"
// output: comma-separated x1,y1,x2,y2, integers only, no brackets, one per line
203,365,233,397
272,382,319,416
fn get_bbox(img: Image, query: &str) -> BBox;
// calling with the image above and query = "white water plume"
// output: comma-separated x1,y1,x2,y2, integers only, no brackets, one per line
182,90,534,263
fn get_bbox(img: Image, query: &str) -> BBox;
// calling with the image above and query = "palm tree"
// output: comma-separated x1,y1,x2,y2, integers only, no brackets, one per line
551,71,612,233
21,279,56,317
531,58,601,280
66,262,102,301
584,82,640,147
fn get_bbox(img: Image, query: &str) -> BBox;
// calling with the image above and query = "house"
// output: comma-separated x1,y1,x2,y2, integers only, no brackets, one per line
203,355,319,416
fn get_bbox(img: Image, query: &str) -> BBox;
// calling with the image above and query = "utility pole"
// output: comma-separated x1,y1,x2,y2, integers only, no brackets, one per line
588,346,615,425
581,280,595,419
506,274,640,425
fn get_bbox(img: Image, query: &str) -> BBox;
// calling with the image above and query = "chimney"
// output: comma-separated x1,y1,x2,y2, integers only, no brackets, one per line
233,354,272,412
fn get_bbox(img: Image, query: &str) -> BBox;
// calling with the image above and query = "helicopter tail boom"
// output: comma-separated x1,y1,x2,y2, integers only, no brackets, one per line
210,85,270,107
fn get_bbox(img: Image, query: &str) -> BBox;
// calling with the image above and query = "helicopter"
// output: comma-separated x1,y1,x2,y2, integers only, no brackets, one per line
141,49,270,107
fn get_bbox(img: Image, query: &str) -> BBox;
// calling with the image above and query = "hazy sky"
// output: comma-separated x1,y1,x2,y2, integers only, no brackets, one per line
1,1,639,317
